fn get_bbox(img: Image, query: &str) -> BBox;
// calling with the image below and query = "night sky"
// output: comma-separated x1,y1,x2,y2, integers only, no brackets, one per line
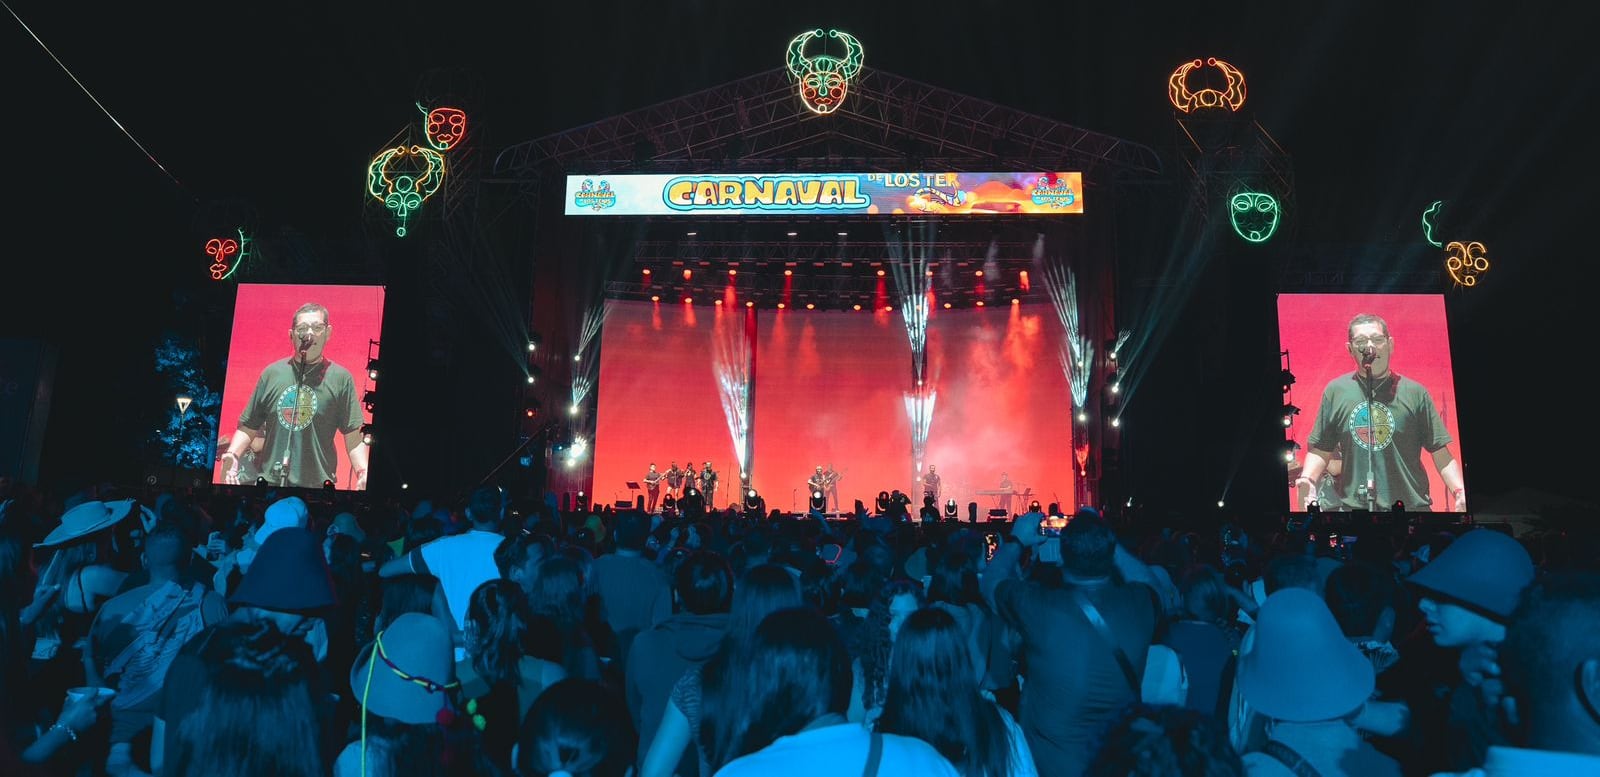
4,2,1592,507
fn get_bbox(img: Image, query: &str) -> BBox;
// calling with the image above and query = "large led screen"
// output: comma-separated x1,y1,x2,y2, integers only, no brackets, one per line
215,284,385,490
591,299,1076,515
1278,293,1466,512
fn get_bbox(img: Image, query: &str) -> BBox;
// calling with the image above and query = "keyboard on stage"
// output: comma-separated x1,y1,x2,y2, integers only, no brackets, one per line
974,490,1018,496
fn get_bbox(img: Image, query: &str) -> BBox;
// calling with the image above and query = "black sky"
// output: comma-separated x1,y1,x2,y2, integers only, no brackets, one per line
4,1,1593,502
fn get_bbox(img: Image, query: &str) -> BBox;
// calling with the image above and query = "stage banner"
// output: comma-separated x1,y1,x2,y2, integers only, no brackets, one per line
565,172,1083,216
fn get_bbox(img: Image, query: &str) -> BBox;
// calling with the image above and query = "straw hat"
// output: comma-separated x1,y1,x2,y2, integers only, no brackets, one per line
36,499,138,548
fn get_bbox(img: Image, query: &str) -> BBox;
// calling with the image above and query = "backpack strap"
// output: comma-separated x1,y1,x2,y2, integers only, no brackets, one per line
1068,588,1139,693
1263,740,1324,777
861,731,884,777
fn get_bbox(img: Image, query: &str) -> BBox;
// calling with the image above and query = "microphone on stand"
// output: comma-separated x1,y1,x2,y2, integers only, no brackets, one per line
1361,346,1376,363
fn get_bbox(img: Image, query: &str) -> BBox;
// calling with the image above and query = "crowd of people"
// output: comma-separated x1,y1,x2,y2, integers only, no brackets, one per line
0,476,1596,776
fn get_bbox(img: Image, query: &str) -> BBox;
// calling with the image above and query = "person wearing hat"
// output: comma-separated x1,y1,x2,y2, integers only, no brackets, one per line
335,612,460,777
151,526,340,775
1401,528,1535,772
1467,572,1600,776
1238,588,1400,776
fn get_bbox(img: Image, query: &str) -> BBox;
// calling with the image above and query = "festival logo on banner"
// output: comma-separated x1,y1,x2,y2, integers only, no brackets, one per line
1030,175,1078,209
573,179,617,211
564,172,1084,216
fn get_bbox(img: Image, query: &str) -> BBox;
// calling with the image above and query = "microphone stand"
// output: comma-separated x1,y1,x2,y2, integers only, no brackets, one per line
1362,351,1378,514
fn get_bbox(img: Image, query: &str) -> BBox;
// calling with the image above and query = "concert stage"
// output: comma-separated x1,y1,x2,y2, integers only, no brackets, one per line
588,299,1080,514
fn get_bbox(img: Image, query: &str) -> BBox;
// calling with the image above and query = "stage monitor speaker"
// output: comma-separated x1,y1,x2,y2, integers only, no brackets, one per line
614,500,632,509
968,502,979,523
988,508,1009,517
637,496,646,512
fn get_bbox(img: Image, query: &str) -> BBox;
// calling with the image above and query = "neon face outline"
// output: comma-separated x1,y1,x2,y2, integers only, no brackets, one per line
1444,240,1490,287
367,145,447,237
785,29,864,115
1229,191,1280,243
1169,57,1247,113
205,237,239,280
419,103,467,151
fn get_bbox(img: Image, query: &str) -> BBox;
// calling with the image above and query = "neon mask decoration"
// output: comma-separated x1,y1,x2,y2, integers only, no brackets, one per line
419,103,467,151
367,145,447,237
785,29,864,115
205,236,238,280
1421,200,1444,248
1168,57,1247,113
1229,191,1280,243
1444,240,1490,287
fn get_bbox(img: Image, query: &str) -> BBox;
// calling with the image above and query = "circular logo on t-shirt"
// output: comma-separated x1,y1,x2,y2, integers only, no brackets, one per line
1348,401,1393,451
276,384,318,432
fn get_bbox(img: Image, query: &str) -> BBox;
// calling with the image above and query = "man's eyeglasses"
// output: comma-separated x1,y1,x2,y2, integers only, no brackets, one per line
293,323,329,335
1349,335,1389,348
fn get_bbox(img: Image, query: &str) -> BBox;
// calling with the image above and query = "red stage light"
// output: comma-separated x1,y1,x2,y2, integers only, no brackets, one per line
683,297,693,304
876,269,885,277
806,303,815,310
777,302,786,309
976,300,985,307
745,301,754,308
943,302,952,309
1019,270,1029,290
642,268,652,275
885,305,894,311
925,270,934,277
853,304,862,311
683,269,692,280
650,295,660,302
728,269,737,276
975,270,984,277
784,269,793,276
1011,298,1020,305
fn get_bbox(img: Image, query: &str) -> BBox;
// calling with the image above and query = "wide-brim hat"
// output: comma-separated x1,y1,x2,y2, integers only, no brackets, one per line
1408,529,1534,620
230,527,338,613
36,499,138,548
351,612,456,725
1239,588,1373,722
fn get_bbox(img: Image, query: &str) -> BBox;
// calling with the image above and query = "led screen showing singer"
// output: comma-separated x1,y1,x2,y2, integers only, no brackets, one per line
215,283,385,490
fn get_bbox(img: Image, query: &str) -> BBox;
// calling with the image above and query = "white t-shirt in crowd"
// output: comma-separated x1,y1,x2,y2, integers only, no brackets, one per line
417,529,502,630
714,723,959,777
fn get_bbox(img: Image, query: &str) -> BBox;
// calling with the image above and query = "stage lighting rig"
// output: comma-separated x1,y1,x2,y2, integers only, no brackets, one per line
744,489,763,512
366,358,381,381
360,424,374,445
943,499,958,519
809,490,827,512
1282,403,1300,427
1279,369,1296,392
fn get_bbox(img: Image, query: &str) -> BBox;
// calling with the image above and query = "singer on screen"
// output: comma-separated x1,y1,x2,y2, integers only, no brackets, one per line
219,302,370,489
1295,313,1465,512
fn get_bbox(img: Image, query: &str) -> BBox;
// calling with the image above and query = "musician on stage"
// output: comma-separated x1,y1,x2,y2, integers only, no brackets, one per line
923,465,942,502
824,462,842,512
807,466,827,502
998,471,1014,514
644,463,664,512
665,461,685,498
700,461,718,509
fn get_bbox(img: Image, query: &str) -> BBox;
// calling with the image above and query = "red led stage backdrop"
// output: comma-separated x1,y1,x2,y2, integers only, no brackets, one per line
752,308,914,513
922,306,1076,514
592,301,745,510
1278,293,1465,512
593,300,1077,515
